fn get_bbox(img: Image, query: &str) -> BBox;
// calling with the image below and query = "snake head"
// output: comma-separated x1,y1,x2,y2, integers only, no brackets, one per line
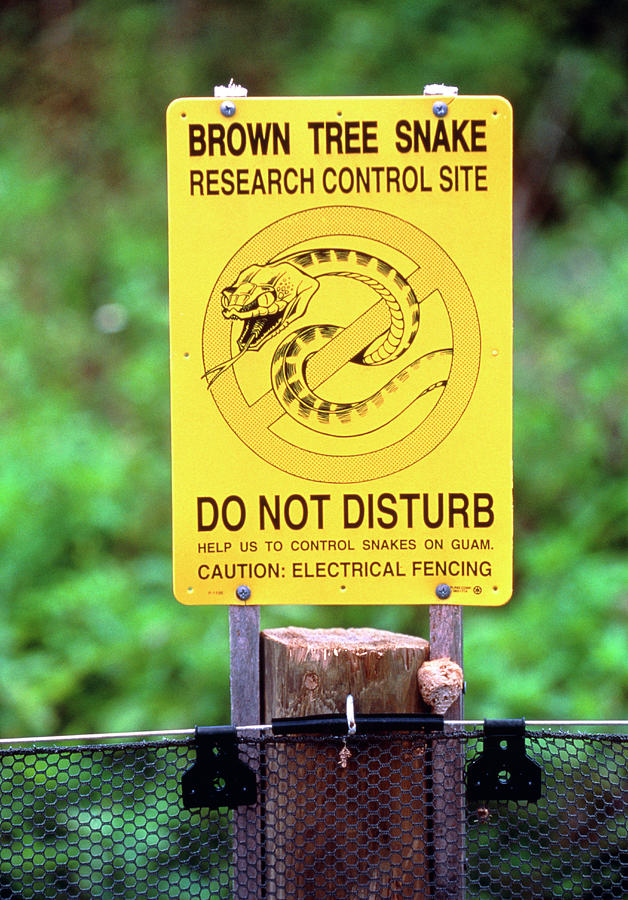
221,262,319,352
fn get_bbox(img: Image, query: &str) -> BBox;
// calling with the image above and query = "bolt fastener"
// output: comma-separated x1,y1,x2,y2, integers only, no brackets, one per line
435,583,452,599
432,100,448,117
235,584,251,601
220,100,236,117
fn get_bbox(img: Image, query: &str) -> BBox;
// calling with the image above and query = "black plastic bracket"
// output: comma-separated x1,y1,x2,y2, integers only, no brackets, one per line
466,718,543,803
272,713,444,736
181,726,257,810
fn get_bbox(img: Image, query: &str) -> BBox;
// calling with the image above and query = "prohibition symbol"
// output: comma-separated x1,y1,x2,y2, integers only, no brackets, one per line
202,206,480,483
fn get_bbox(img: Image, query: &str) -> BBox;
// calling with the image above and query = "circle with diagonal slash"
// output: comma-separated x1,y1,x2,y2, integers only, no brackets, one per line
202,206,480,483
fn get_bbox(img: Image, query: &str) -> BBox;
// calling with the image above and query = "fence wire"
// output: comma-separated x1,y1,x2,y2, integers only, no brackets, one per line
0,730,626,898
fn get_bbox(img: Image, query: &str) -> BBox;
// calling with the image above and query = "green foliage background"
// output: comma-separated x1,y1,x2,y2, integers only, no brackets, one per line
0,0,626,735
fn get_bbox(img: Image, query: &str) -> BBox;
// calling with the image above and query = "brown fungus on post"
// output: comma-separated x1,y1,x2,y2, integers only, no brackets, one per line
417,656,464,715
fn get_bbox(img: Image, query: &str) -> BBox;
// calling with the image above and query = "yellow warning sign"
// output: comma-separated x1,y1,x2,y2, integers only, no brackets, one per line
167,94,513,606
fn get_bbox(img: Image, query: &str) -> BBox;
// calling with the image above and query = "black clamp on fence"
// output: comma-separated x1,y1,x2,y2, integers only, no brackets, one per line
181,726,257,811
272,713,445,736
466,718,543,803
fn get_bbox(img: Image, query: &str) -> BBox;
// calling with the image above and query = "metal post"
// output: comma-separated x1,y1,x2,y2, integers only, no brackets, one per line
229,605,261,897
229,605,261,726
430,604,465,899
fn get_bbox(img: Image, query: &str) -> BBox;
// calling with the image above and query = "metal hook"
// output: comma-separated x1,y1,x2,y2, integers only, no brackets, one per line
346,694,357,736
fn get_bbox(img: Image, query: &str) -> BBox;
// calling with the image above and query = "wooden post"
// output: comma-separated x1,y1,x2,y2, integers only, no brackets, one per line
261,627,431,898
229,605,261,896
429,605,465,899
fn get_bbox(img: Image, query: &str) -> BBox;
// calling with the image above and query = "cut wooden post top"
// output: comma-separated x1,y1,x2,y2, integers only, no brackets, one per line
262,626,429,654
261,626,430,720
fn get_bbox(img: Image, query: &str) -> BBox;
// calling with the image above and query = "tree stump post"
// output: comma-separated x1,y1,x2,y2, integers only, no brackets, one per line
261,627,432,899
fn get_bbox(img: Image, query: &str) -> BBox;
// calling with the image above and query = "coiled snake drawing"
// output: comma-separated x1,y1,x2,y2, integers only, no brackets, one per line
204,248,453,437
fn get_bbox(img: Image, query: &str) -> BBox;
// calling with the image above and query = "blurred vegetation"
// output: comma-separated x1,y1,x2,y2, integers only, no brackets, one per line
0,0,626,735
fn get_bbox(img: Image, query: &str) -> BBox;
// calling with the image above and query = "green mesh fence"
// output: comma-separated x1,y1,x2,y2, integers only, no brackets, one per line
0,730,626,898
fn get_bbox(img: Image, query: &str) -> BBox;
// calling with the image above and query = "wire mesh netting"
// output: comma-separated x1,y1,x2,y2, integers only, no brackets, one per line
0,730,626,898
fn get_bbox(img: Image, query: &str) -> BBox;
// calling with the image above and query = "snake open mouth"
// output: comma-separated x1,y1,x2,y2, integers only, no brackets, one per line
221,284,289,353
203,260,319,386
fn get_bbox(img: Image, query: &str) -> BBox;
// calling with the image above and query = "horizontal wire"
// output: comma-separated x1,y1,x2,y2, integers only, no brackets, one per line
1,720,627,745
0,728,196,746
513,720,628,727
238,720,628,732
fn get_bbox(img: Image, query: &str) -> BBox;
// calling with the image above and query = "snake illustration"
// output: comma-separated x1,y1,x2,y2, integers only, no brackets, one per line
204,248,453,437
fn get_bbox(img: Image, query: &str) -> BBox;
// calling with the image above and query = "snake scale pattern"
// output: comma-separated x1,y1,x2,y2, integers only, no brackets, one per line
211,247,453,436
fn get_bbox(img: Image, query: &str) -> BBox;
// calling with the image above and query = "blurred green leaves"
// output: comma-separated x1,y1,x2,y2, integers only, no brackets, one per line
0,0,627,733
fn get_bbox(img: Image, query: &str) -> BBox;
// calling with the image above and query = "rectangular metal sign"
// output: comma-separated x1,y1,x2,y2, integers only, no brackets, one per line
167,94,513,605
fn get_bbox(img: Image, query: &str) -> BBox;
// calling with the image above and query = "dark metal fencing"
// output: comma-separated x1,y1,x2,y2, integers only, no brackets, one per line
0,729,626,898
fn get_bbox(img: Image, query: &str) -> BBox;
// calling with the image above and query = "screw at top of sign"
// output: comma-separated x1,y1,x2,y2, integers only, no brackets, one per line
220,100,236,117
236,584,251,601
432,100,448,118
435,583,452,599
